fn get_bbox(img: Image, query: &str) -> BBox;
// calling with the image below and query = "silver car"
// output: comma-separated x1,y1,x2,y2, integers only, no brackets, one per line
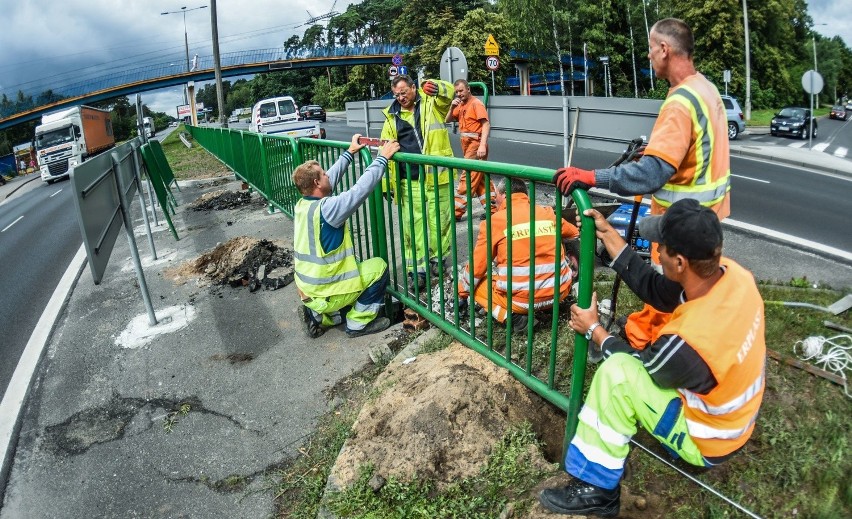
721,95,745,140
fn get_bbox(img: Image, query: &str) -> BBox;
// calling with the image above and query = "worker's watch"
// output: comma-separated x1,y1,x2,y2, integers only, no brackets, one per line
585,322,601,341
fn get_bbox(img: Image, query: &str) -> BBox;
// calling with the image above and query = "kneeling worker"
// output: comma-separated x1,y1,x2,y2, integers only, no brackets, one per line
458,178,579,331
539,198,765,517
293,134,400,338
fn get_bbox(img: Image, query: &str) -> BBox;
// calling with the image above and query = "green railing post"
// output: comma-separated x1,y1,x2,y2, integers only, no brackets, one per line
469,81,489,107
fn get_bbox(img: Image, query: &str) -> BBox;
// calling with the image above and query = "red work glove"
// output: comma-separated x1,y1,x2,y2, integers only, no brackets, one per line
553,166,596,195
421,80,438,96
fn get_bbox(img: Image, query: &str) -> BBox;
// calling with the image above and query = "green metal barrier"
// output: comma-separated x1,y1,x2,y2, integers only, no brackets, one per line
185,125,597,461
139,142,179,240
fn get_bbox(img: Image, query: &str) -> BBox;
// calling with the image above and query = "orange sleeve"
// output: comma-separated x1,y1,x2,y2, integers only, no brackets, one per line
471,98,489,122
643,100,693,169
560,218,580,239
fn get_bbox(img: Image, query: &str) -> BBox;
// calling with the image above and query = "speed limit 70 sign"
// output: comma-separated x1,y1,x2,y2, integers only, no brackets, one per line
485,56,499,71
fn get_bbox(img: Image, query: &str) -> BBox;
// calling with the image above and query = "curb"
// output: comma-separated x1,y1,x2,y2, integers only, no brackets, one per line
2,174,41,200
729,147,852,177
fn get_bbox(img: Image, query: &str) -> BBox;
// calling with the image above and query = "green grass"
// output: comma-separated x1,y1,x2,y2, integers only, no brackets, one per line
159,124,231,180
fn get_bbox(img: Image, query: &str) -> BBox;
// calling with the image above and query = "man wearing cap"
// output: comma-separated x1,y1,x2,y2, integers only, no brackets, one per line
539,199,765,517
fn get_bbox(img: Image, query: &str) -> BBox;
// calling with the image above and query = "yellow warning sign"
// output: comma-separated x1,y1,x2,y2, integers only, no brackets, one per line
484,34,500,56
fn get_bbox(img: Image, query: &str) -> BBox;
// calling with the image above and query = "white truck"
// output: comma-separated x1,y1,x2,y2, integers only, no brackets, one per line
248,96,325,139
35,105,115,184
143,116,155,138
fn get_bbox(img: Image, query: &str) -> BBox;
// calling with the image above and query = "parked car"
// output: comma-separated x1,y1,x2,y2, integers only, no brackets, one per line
830,106,848,121
299,104,326,122
770,107,818,139
228,115,239,123
721,95,745,140
169,121,178,127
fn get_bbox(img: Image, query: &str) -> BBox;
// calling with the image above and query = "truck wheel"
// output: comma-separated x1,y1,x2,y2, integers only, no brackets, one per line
46,179,54,185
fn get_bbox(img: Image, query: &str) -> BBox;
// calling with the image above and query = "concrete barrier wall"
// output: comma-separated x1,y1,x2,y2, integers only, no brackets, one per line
346,95,664,155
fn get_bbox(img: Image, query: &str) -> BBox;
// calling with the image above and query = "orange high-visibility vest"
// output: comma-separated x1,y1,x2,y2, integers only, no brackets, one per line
659,258,766,457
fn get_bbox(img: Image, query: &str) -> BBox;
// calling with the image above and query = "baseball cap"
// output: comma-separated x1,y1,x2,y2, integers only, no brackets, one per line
638,199,722,259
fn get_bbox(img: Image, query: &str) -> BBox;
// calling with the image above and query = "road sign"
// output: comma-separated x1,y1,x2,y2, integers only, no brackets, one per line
398,65,408,76
801,70,824,94
723,69,731,83
389,65,399,77
485,56,500,71
484,34,499,56
440,47,468,83
392,53,403,66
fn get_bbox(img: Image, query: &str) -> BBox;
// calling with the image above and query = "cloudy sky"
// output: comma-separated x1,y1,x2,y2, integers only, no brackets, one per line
0,0,848,117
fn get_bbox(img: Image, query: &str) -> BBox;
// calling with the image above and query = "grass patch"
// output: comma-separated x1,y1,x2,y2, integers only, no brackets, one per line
326,422,555,518
159,124,232,180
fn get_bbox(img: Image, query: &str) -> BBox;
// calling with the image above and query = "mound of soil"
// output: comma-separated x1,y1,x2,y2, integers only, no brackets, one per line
329,342,565,490
190,189,253,211
165,237,293,289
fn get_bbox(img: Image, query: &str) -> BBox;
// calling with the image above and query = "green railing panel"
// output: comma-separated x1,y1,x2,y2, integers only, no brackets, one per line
186,128,598,464
139,142,179,240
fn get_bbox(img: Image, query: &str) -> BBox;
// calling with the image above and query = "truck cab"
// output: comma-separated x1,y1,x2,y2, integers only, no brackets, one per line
143,117,155,138
35,120,81,183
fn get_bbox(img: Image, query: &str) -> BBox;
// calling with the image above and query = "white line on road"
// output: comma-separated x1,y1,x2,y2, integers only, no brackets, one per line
788,141,807,148
833,147,848,158
812,142,830,152
0,245,87,483
49,189,62,197
731,174,770,184
507,139,557,147
1,216,23,232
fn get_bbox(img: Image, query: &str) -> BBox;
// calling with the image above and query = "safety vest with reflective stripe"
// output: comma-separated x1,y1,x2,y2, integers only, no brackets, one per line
658,258,765,457
293,198,363,298
380,79,454,199
651,77,731,215
460,193,576,304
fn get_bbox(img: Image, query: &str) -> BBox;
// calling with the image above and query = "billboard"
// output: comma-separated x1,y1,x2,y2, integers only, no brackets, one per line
176,102,205,117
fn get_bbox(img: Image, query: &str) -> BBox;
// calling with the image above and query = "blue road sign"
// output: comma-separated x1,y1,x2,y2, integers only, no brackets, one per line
398,65,408,76
392,54,403,66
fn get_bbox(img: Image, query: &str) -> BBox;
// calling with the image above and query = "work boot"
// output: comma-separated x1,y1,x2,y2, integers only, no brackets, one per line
407,272,426,291
346,317,391,338
301,306,325,339
538,480,620,517
510,313,529,334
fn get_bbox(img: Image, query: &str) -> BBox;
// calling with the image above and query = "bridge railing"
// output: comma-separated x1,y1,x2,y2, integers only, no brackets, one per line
186,124,598,460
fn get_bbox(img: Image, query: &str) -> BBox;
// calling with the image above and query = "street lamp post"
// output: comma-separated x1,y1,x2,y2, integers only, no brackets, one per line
161,5,208,113
742,0,751,120
812,23,827,107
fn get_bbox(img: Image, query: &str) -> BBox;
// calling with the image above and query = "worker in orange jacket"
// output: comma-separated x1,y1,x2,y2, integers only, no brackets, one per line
445,79,496,221
458,177,579,331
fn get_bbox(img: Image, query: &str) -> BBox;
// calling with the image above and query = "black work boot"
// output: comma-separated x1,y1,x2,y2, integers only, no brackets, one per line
510,313,529,334
538,480,620,517
301,306,325,339
346,317,391,338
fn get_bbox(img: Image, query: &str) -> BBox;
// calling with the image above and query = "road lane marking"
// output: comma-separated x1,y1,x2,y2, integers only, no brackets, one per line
833,147,848,158
1,216,23,232
50,189,62,197
813,142,829,152
731,174,770,184
0,245,87,483
507,140,557,147
788,141,806,148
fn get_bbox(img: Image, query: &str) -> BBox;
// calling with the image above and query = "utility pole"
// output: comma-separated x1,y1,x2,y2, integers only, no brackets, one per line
210,0,227,128
742,0,751,120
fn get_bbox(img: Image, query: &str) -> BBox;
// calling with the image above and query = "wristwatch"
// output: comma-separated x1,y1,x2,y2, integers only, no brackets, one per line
585,322,601,341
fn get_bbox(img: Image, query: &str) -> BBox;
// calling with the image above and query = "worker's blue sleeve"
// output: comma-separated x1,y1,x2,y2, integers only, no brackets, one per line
594,155,675,197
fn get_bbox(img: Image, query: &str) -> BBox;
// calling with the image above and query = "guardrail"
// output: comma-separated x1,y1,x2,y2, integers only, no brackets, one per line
186,125,598,459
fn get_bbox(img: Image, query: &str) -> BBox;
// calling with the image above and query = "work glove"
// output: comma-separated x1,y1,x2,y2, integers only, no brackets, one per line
421,80,438,96
553,166,596,195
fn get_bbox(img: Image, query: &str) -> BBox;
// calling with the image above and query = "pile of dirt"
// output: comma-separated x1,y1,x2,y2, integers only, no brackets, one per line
329,342,565,490
165,237,293,290
189,189,253,211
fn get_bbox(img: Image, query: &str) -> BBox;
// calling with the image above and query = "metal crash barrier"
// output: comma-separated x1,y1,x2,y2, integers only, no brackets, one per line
187,125,597,456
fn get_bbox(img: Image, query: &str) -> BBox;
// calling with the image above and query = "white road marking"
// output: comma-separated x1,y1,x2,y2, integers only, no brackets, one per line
731,174,770,184
788,141,806,148
812,142,830,152
49,189,62,197
1,216,23,232
507,139,556,147
833,146,848,158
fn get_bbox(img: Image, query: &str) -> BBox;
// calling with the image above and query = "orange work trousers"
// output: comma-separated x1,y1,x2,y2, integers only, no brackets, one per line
454,137,496,219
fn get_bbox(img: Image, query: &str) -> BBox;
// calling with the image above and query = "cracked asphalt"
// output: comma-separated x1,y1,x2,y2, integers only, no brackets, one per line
0,177,381,518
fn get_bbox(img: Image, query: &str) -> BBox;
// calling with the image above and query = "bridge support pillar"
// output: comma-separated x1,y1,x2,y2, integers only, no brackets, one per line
187,82,199,126
515,63,530,96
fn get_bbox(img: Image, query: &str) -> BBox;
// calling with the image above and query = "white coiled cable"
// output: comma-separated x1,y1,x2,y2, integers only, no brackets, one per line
793,334,852,398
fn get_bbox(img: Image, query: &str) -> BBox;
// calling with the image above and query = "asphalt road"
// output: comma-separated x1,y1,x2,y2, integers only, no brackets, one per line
322,119,852,252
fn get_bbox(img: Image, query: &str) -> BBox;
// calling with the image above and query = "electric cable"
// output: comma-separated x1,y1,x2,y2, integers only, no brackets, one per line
794,334,852,398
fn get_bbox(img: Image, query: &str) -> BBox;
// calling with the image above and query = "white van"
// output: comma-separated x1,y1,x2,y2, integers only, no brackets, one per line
248,96,323,139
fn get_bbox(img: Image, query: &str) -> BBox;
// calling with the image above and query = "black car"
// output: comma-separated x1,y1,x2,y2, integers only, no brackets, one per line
770,107,818,139
299,104,326,122
830,105,848,121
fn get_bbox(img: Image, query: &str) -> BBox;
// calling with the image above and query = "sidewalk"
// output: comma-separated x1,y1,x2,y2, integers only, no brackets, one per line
0,172,40,203
0,177,395,517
